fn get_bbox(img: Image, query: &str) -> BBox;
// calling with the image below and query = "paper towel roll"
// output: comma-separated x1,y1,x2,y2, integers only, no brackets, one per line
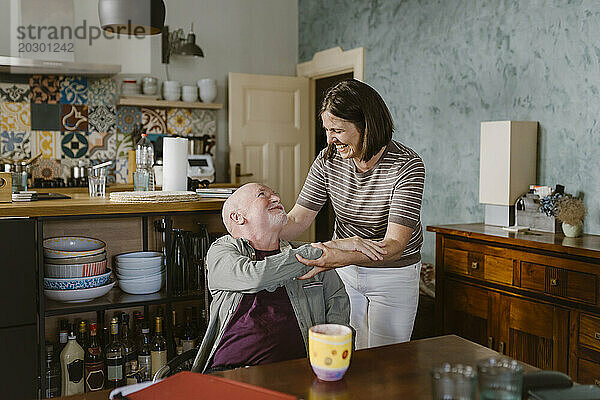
163,137,189,191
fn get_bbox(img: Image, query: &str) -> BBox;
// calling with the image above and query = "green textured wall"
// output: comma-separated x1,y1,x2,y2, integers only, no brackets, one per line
299,0,600,263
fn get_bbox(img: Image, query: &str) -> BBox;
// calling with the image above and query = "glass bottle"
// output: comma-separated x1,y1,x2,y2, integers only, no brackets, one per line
151,316,168,379
181,308,196,352
137,324,152,381
84,323,105,392
60,324,85,396
105,318,125,388
120,313,137,378
57,320,69,357
76,320,89,351
134,132,155,191
169,229,188,296
44,344,61,398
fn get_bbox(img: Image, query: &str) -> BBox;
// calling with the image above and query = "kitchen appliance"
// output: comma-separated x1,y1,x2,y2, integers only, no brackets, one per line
187,154,215,183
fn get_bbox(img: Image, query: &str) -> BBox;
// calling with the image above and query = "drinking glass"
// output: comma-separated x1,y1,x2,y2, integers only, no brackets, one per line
431,363,476,400
133,169,149,191
477,357,523,400
88,168,106,197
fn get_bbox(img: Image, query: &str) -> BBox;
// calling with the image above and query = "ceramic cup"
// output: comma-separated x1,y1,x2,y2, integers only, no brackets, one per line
182,85,198,102
197,78,217,103
309,324,352,382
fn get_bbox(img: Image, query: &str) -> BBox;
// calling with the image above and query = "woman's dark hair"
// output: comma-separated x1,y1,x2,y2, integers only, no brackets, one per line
320,79,394,162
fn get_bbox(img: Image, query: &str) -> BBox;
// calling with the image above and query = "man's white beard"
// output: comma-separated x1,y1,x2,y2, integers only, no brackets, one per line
268,209,288,227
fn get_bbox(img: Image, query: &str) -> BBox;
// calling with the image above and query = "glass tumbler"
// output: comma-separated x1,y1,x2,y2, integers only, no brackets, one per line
477,357,523,400
431,363,476,400
88,167,106,197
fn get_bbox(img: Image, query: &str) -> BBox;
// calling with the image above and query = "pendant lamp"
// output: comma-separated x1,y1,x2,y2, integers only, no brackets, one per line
98,0,166,35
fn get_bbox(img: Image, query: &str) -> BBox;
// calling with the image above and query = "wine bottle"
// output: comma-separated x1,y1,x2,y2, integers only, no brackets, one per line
77,320,89,351
181,308,196,352
60,324,85,396
137,324,152,381
84,322,105,392
44,344,61,398
120,313,137,378
151,316,167,378
57,320,68,357
105,318,125,388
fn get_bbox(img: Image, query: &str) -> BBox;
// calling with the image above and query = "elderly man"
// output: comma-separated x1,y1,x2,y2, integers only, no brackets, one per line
191,183,350,373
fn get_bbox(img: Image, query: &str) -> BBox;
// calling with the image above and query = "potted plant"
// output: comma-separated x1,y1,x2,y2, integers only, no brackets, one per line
556,195,586,237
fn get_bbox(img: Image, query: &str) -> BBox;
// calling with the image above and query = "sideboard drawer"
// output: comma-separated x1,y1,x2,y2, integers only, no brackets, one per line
578,358,600,386
444,245,513,285
445,248,469,276
580,314,600,353
520,262,597,305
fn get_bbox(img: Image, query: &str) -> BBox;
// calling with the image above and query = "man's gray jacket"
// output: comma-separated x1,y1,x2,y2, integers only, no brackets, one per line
190,235,350,373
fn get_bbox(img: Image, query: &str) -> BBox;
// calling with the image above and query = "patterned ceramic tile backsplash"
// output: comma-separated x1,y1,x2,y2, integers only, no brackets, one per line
0,74,217,182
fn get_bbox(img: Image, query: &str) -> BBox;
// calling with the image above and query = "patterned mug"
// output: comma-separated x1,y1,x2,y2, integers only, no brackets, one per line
309,324,352,381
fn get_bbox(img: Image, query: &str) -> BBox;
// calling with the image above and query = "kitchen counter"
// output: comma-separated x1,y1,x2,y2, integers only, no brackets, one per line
0,193,225,218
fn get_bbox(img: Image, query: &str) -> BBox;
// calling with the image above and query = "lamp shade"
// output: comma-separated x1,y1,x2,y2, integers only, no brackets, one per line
178,32,204,57
479,121,538,206
98,0,166,35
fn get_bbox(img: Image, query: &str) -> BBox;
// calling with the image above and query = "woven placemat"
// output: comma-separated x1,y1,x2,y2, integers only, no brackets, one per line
109,191,201,203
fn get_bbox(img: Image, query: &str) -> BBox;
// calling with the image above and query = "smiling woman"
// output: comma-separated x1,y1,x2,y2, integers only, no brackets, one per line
281,79,426,350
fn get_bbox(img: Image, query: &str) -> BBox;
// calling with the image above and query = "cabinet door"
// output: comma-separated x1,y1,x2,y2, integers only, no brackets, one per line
0,324,38,399
499,296,569,372
0,219,36,327
443,279,491,348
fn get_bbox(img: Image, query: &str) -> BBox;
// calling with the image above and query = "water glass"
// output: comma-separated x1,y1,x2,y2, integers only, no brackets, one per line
477,357,523,400
11,171,27,192
431,363,476,400
88,168,106,197
133,169,149,191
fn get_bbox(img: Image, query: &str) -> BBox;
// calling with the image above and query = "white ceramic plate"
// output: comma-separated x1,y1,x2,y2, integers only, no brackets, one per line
44,280,115,303
44,236,106,259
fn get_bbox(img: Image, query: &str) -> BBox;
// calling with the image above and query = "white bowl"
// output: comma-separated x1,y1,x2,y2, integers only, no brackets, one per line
119,275,163,294
45,279,115,303
117,259,163,270
45,258,107,278
117,266,163,279
44,237,106,259
116,251,162,261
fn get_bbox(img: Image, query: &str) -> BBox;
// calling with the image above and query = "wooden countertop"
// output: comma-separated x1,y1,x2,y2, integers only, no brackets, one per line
427,223,600,260
0,193,225,218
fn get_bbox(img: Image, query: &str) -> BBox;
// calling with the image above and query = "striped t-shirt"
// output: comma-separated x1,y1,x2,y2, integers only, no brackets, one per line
297,140,425,267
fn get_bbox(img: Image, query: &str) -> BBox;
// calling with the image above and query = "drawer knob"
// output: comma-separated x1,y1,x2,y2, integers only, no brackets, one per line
550,278,559,286
595,332,600,340
488,336,493,349
471,261,479,270
595,379,600,387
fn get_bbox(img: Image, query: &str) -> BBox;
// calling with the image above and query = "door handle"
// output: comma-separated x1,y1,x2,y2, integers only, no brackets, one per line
235,163,253,178
471,261,479,270
550,278,559,287
488,336,493,349
498,341,505,355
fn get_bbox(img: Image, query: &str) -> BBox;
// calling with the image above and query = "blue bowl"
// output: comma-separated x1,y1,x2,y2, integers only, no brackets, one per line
44,269,112,290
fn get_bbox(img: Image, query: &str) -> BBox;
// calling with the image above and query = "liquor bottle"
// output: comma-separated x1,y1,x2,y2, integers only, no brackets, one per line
84,323,105,392
102,326,110,350
77,320,89,350
44,344,61,398
105,318,125,388
137,324,152,381
126,360,144,385
151,316,167,378
120,313,137,377
170,309,180,353
60,324,85,396
132,311,143,344
181,309,196,352
57,320,69,356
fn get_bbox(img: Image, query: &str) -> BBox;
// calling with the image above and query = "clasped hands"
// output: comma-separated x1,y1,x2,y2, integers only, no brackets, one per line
296,236,387,280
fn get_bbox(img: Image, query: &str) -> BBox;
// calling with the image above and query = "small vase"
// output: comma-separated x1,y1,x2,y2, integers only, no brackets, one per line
562,221,583,238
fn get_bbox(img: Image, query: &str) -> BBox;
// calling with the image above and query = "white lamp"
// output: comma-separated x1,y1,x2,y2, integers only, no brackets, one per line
479,121,538,226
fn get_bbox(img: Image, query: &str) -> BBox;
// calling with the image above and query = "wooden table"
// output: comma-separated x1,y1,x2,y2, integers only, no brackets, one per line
55,335,534,399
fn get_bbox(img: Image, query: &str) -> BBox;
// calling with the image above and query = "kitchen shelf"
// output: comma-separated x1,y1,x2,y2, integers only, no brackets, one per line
44,287,205,316
118,97,223,109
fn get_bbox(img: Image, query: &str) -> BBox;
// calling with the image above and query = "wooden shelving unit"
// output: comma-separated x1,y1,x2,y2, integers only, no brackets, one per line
119,97,223,109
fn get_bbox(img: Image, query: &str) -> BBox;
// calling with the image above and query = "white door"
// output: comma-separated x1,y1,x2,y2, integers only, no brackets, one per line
229,73,310,217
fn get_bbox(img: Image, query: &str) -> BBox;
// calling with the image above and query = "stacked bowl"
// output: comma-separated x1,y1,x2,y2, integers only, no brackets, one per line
116,251,164,295
43,236,115,302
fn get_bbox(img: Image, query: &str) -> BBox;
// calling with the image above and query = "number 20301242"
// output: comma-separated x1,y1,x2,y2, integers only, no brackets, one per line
18,42,74,53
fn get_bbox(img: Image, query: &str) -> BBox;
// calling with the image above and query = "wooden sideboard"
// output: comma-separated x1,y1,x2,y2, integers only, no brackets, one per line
427,223,600,384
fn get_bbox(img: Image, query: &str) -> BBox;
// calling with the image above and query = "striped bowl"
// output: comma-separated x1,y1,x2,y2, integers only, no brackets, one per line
45,258,107,278
44,269,112,290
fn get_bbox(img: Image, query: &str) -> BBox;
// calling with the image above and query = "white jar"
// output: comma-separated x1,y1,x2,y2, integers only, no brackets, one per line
181,85,198,102
162,81,181,101
197,78,217,103
142,76,159,95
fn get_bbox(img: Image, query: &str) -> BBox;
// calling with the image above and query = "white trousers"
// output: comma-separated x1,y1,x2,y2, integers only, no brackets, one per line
336,262,421,350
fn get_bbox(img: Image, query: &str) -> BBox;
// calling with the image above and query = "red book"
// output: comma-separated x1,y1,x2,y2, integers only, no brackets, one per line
126,371,296,399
